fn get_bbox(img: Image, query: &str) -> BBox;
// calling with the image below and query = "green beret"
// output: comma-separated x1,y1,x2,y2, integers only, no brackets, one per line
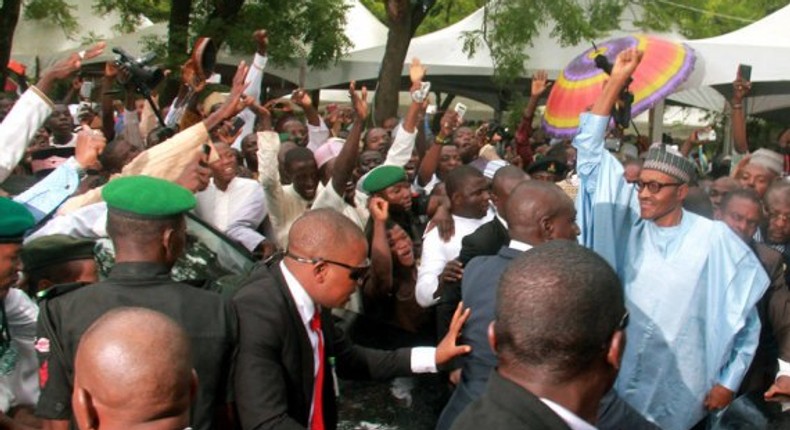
0,197,35,243
102,176,196,219
361,165,408,194
22,234,95,273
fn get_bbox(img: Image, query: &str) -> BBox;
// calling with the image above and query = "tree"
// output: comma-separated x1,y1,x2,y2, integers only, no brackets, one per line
0,0,24,88
360,0,484,124
469,0,790,86
5,0,350,84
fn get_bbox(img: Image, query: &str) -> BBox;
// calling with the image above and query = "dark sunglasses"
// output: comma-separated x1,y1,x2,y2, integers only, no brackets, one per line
286,252,371,282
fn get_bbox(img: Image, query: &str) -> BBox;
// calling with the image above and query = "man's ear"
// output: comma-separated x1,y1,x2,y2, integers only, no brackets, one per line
539,215,553,240
487,321,497,354
37,279,54,293
162,227,176,260
313,262,328,284
606,330,626,371
190,369,199,403
73,386,99,430
677,183,690,201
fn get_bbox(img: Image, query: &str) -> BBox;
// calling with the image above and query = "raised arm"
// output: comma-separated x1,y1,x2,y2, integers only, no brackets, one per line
383,58,426,167
330,82,367,196
367,197,394,294
417,110,459,186
731,76,751,154
231,29,269,149
515,70,551,167
0,42,105,183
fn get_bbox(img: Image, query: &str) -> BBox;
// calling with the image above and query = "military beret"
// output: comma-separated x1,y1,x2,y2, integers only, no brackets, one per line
21,234,95,273
102,175,196,219
0,197,35,243
361,165,408,194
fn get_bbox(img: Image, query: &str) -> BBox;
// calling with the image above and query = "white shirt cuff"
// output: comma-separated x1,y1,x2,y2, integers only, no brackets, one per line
778,358,790,379
253,53,268,70
410,347,437,373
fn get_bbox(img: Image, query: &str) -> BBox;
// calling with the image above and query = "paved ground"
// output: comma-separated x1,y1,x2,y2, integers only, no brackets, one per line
337,374,450,430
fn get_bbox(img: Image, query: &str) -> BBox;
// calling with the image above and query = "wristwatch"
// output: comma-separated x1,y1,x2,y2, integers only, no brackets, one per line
411,89,427,104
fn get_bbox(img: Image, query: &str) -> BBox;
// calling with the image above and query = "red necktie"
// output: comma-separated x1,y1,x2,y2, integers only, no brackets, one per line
310,310,325,430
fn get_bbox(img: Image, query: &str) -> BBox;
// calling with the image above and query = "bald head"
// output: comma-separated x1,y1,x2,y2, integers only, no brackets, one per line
73,307,195,430
506,180,577,245
492,165,529,216
288,208,366,256
496,240,624,382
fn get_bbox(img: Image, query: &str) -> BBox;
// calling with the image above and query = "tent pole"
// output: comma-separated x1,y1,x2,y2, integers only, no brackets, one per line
649,101,665,144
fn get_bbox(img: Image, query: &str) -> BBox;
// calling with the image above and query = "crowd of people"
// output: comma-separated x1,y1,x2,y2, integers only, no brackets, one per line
1,28,790,430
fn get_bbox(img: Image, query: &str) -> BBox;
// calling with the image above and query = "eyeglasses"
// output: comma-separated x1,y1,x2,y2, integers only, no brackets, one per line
635,180,683,194
286,252,371,282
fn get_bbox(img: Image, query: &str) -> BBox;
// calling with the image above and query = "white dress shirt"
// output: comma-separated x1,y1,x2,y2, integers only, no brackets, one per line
415,211,493,307
195,177,267,252
540,397,597,430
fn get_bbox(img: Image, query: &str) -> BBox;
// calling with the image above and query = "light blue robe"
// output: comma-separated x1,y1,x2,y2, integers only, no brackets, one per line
573,113,770,430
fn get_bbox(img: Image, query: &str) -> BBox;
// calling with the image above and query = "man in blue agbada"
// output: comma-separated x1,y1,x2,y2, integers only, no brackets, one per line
573,47,770,429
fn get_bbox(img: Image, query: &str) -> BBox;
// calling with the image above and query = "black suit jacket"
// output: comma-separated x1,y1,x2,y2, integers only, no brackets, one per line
450,372,571,430
436,217,509,339
232,260,413,430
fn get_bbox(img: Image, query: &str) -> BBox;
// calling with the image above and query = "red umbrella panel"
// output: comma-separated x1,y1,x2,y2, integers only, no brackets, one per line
543,34,696,138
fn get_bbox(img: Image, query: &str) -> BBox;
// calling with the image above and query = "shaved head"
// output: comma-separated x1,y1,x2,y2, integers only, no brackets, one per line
491,165,529,217
286,209,369,308
288,208,366,256
506,180,577,244
73,307,195,429
496,240,624,382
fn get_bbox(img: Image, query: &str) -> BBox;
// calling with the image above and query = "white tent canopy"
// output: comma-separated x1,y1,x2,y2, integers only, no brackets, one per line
685,4,790,89
11,0,153,68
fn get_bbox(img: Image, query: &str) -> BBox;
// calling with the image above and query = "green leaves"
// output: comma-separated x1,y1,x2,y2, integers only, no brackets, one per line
24,0,78,37
221,0,352,68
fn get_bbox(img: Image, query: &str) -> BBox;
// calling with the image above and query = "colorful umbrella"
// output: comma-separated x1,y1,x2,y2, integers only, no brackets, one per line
543,34,696,138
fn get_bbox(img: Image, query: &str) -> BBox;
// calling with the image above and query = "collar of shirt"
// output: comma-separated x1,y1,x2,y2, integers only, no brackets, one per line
279,260,315,328
540,397,597,430
508,239,533,252
495,211,508,230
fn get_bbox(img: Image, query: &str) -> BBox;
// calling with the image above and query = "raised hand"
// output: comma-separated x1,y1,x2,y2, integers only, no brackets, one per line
254,29,269,56
531,70,551,97
438,110,461,138
611,48,643,81
291,89,313,110
75,129,107,170
203,61,249,130
732,77,752,103
410,57,427,84
349,81,369,121
38,42,106,94
369,196,389,222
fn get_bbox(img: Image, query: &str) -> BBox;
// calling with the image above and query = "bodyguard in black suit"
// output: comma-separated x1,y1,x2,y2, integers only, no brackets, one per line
438,180,579,430
451,241,627,430
233,209,471,430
